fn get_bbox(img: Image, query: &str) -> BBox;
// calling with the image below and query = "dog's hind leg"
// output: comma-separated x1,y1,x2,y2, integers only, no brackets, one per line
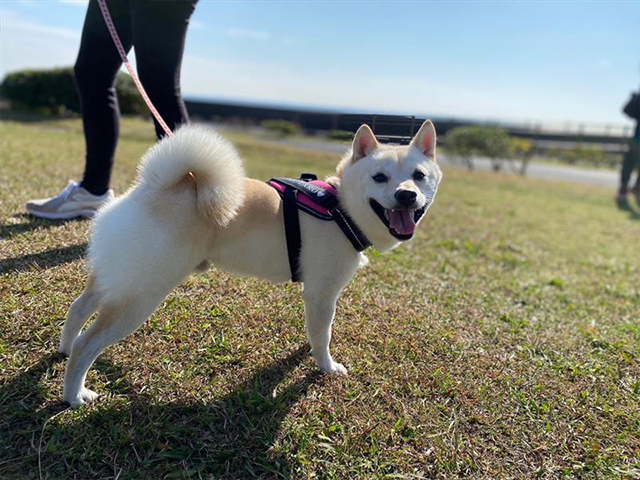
58,274,101,356
62,295,163,407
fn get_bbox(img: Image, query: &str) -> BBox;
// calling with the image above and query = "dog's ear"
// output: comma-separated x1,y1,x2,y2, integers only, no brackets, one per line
410,120,436,159
351,124,379,161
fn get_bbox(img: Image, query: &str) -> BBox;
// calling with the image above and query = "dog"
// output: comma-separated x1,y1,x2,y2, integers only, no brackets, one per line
59,120,442,407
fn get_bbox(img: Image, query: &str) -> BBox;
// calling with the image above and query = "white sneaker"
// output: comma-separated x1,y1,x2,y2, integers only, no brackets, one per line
26,181,114,220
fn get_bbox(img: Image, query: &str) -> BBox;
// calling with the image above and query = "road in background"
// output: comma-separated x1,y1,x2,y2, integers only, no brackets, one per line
264,137,620,189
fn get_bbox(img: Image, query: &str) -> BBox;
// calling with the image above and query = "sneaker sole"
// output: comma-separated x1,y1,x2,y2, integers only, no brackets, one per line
26,209,97,220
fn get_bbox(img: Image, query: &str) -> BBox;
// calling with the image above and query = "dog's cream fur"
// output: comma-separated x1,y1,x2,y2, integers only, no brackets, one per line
59,121,442,407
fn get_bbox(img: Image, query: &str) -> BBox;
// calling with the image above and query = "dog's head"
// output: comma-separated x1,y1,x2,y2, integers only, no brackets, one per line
331,120,442,251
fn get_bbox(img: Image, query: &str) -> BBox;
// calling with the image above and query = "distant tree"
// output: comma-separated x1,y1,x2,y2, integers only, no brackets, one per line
509,137,534,174
444,126,533,174
0,67,146,116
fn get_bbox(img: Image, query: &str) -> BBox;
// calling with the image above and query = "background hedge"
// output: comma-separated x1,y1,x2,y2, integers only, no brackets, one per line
0,67,146,116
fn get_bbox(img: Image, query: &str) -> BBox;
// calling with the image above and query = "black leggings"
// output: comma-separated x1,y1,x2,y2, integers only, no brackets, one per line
75,0,198,196
620,137,640,190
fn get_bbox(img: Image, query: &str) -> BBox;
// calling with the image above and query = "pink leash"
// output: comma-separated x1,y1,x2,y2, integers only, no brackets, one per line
97,0,174,138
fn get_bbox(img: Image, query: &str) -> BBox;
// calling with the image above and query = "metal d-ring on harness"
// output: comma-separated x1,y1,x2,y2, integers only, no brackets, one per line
268,174,371,282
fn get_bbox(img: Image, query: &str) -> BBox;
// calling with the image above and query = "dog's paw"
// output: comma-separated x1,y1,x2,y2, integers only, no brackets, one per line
64,388,98,408
320,361,348,376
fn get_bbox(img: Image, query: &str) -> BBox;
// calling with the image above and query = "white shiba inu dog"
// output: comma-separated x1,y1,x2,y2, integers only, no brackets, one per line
59,120,442,407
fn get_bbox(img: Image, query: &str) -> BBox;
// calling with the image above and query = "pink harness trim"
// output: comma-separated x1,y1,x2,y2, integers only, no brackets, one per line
268,174,371,281
269,180,338,218
97,0,174,138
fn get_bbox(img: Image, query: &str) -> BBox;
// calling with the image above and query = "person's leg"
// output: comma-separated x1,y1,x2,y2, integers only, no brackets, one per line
618,139,639,199
130,0,198,139
25,0,131,218
628,140,640,194
75,0,133,195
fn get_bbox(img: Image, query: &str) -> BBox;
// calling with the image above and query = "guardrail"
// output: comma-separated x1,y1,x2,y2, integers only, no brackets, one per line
185,99,633,154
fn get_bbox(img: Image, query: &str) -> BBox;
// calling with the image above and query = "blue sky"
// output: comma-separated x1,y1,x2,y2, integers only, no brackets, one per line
1,0,639,128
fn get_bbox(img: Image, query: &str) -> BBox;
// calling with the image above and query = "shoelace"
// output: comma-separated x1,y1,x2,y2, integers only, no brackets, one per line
59,181,79,201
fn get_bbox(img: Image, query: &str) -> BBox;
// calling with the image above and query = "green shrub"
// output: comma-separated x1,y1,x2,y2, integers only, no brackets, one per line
327,129,354,141
548,145,609,166
0,67,146,116
444,126,528,171
445,126,513,158
261,119,301,136
510,137,533,157
113,74,146,115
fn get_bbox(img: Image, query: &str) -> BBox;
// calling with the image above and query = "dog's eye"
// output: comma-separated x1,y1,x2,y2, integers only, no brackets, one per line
413,170,425,181
372,173,388,183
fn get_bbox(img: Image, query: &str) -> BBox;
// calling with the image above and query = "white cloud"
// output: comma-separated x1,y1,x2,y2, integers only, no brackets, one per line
279,35,297,46
226,27,272,42
14,0,40,8
180,54,635,126
190,19,205,31
58,0,89,7
182,54,470,118
2,8,79,40
223,27,298,46
0,7,632,126
0,8,82,78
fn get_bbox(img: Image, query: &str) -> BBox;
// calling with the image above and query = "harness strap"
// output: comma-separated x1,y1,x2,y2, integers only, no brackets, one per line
333,208,371,252
271,174,372,282
282,186,302,282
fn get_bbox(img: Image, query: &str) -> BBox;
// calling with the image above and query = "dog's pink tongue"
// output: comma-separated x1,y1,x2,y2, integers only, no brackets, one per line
388,209,416,235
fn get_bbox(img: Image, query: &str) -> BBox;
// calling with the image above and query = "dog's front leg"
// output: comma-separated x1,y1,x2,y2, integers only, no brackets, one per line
303,290,347,375
304,274,347,375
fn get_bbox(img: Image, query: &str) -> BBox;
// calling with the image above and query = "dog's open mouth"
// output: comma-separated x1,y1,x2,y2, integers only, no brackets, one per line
369,199,426,240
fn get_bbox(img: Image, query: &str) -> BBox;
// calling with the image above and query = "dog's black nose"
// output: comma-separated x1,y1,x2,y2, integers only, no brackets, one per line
394,190,417,206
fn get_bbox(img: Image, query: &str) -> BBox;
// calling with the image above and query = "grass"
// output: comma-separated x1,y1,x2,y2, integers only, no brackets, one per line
1,116,639,479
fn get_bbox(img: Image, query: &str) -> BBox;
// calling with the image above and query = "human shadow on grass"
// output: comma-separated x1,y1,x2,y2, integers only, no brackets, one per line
0,242,88,275
0,213,88,240
615,198,640,221
4,345,320,478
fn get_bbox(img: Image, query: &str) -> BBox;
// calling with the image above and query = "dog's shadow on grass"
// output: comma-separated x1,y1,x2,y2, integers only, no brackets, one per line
0,351,133,424
2,345,319,478
0,352,140,474
0,353,69,422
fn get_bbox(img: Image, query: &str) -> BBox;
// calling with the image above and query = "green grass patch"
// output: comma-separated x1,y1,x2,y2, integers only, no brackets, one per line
1,117,639,479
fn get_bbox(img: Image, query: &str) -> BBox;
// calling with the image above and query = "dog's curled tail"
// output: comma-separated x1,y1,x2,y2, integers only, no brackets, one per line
136,125,245,226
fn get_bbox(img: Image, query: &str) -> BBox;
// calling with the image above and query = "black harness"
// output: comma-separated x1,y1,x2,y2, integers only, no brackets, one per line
268,173,371,282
